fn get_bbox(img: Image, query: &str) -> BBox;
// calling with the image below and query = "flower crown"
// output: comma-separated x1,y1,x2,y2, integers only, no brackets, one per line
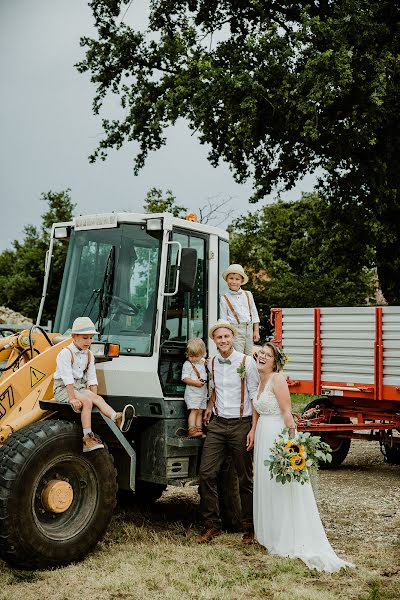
275,345,289,370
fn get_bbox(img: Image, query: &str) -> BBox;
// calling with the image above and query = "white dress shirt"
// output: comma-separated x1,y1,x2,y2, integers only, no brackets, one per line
207,349,260,418
54,342,98,387
219,289,260,324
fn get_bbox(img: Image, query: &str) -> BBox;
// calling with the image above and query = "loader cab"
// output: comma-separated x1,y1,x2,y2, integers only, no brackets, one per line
51,213,229,400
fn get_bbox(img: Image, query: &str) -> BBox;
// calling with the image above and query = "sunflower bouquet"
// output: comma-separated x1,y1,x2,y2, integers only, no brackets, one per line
264,428,332,485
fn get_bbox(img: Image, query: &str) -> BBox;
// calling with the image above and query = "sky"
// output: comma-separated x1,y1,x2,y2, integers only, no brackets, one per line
0,1,316,251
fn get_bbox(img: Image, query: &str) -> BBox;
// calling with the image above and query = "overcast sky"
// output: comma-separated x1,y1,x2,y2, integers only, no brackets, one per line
0,1,316,252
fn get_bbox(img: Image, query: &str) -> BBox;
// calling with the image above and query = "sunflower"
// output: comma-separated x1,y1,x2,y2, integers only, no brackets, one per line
284,441,304,456
290,454,306,471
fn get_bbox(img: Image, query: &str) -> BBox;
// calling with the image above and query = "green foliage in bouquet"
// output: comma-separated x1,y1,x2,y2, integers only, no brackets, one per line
264,428,332,485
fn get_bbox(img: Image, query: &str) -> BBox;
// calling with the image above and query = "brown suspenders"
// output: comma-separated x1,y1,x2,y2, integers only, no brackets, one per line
223,291,251,324
210,354,247,417
191,363,203,381
67,348,92,375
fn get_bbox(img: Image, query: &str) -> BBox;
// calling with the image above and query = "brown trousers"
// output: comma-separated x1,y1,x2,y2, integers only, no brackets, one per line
199,415,253,530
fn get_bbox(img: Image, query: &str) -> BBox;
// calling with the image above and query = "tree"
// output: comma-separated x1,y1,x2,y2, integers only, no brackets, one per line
143,186,233,225
0,191,75,322
78,1,400,302
229,193,376,320
143,187,187,217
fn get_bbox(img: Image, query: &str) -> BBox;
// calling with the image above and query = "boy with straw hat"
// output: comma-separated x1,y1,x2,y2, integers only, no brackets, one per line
53,316,135,452
220,264,260,355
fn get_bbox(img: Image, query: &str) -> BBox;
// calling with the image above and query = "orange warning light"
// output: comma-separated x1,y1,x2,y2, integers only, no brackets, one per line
185,212,198,222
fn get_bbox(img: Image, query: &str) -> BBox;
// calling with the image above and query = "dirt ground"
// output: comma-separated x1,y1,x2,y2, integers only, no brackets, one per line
0,438,398,600
159,438,400,551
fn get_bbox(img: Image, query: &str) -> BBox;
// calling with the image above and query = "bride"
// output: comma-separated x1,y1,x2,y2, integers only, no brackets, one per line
250,342,354,572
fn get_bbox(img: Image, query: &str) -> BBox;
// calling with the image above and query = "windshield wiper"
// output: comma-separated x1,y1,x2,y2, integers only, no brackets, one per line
97,247,115,338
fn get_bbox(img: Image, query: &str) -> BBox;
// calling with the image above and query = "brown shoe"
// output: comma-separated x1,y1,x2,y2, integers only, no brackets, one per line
188,426,203,438
242,531,255,545
114,404,135,432
83,432,104,452
196,427,206,439
196,527,222,544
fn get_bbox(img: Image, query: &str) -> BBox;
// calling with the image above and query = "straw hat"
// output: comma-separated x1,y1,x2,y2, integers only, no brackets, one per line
71,317,99,335
208,320,237,339
222,264,249,285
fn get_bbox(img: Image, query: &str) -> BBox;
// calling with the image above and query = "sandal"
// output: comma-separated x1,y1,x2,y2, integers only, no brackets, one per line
188,427,203,438
196,427,206,439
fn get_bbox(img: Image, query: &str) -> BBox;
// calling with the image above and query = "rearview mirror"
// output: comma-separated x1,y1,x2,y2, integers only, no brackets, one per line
178,248,197,292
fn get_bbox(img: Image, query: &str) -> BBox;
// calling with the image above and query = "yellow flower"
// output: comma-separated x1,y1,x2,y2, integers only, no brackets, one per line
290,454,306,471
285,441,304,456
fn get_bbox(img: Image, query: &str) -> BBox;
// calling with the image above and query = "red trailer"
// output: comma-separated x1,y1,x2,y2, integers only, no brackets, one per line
271,306,400,467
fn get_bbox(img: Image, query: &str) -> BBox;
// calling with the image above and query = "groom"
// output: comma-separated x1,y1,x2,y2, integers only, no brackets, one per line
197,320,259,544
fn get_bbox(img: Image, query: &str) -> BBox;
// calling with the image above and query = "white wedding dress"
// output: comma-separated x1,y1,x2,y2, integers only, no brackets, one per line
253,377,354,572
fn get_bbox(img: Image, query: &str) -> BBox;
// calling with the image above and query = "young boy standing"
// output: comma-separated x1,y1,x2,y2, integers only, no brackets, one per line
220,264,260,356
181,337,208,439
53,316,134,452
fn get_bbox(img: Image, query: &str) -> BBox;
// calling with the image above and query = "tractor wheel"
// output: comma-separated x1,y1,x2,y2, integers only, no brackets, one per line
302,399,351,469
0,420,117,570
382,442,400,465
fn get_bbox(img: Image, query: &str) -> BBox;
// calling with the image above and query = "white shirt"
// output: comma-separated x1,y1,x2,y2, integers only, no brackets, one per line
207,349,260,418
182,358,207,382
54,342,98,387
182,358,208,404
219,289,260,324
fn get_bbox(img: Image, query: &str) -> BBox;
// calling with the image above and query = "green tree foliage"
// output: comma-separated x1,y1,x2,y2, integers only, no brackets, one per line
78,1,400,302
0,191,75,322
229,193,376,319
143,187,187,217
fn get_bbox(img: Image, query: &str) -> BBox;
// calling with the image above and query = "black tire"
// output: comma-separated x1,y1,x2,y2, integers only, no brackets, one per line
118,481,166,507
302,399,351,469
0,420,117,570
382,442,400,465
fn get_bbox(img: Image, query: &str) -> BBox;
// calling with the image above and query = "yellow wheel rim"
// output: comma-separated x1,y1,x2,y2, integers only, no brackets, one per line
41,479,74,513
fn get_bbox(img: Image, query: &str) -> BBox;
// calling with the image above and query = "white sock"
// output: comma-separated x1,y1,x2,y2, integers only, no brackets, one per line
110,411,117,422
83,427,92,436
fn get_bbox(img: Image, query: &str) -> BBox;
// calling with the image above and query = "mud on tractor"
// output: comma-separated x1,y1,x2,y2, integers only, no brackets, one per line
272,307,400,467
0,212,235,569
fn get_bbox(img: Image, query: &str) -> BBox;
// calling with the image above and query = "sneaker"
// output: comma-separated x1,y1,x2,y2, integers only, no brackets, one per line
114,404,135,432
83,432,104,452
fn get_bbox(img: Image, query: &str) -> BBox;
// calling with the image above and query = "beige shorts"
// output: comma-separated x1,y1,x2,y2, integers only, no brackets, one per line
53,377,89,403
233,322,254,356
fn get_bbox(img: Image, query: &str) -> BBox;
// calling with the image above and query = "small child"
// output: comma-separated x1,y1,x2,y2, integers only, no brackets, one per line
53,316,135,452
220,264,260,356
181,337,208,439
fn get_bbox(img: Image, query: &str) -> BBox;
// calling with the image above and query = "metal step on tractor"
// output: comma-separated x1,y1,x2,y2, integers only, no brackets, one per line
0,212,240,570
271,307,400,467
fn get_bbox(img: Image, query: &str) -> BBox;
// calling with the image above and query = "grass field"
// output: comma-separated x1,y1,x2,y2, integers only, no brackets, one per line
0,396,398,600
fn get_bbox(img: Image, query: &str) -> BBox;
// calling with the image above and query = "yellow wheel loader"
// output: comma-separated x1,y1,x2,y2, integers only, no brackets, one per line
0,212,240,569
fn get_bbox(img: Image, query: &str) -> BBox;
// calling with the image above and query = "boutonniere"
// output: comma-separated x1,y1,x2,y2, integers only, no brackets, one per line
236,363,246,379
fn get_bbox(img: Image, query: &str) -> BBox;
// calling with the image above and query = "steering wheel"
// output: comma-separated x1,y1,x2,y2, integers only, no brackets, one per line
107,295,140,316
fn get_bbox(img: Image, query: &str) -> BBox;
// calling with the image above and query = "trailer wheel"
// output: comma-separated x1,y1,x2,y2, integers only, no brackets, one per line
0,420,117,570
382,442,400,465
302,400,351,468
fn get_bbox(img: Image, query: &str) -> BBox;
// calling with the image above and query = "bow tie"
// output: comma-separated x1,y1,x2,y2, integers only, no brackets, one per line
218,357,231,365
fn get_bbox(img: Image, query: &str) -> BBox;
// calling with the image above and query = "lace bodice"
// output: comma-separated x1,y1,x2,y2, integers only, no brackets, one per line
253,376,282,416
